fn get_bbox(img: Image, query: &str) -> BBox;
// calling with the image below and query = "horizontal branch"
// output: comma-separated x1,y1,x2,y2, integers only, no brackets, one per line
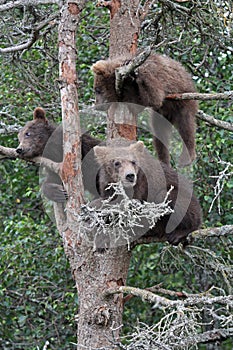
166,91,233,101
184,328,233,346
106,284,233,308
0,145,61,174
0,145,18,159
132,225,233,247
187,225,233,242
0,32,38,53
0,12,58,53
196,110,233,131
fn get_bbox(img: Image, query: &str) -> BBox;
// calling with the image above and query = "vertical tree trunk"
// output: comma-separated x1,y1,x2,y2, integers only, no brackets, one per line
57,1,142,348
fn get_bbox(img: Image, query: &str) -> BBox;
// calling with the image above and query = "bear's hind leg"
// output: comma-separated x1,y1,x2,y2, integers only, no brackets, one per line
176,105,197,167
151,111,172,165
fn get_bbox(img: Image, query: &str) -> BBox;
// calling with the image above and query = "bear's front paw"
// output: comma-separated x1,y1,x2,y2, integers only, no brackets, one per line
167,230,189,246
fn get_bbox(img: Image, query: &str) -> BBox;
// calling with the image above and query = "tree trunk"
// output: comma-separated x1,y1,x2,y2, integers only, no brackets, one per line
57,1,141,348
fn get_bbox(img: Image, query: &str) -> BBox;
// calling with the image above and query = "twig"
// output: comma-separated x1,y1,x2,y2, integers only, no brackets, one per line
196,110,233,132
0,12,59,53
209,161,233,213
0,0,59,12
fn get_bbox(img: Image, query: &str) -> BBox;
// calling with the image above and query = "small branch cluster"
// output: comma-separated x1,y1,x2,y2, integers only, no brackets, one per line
209,160,233,214
74,182,173,250
110,283,233,349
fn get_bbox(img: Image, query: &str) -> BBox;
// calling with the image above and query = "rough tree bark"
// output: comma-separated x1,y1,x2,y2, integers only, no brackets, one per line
57,1,141,348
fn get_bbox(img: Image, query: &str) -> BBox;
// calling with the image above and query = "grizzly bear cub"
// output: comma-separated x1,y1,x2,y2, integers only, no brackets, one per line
92,54,198,166
16,107,101,202
93,139,202,245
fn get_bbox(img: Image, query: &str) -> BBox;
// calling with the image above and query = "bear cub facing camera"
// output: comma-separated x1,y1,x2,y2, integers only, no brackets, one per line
94,139,202,245
92,53,198,166
16,107,101,202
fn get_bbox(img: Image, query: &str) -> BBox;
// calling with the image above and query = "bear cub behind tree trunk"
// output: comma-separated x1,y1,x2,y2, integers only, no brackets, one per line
16,107,101,202
92,53,198,167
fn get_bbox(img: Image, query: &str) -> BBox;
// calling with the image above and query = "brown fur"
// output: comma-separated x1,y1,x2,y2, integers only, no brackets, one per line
94,139,202,245
92,54,198,166
17,107,101,202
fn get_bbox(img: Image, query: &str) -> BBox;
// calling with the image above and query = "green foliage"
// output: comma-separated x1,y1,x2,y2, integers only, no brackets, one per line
0,215,77,349
0,1,232,349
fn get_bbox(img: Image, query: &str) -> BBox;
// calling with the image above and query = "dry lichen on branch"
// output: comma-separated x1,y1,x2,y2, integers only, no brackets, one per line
109,284,233,349
72,182,174,250
209,160,233,213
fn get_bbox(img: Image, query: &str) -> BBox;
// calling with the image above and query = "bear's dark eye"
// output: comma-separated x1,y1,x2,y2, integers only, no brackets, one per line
114,160,121,168
131,160,136,165
25,132,31,137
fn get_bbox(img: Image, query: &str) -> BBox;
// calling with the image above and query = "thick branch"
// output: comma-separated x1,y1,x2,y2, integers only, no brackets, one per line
106,285,233,308
0,145,18,159
0,145,61,174
166,91,233,101
132,225,233,247
187,225,233,242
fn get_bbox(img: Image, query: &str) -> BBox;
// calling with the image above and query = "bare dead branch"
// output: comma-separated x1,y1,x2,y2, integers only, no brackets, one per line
209,160,233,213
0,31,39,54
166,91,233,101
106,285,233,309
159,0,189,13
0,12,59,53
0,123,21,134
0,0,59,12
196,110,233,132
184,328,233,346
132,225,233,247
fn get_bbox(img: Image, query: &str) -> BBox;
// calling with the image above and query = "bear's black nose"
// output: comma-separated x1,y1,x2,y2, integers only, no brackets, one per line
126,173,135,182
16,148,23,154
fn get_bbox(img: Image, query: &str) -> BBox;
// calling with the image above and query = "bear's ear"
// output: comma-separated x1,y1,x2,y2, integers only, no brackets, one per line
129,141,145,154
92,59,122,78
33,107,47,122
94,145,108,161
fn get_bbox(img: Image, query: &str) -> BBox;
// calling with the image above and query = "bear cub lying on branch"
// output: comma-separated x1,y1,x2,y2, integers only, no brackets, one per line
93,139,202,245
16,107,101,202
92,53,198,166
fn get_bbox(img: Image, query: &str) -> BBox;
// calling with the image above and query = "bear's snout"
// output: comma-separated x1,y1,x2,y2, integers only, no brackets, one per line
125,173,136,183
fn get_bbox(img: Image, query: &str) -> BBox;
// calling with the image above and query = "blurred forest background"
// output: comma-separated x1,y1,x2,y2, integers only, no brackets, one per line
0,1,232,349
